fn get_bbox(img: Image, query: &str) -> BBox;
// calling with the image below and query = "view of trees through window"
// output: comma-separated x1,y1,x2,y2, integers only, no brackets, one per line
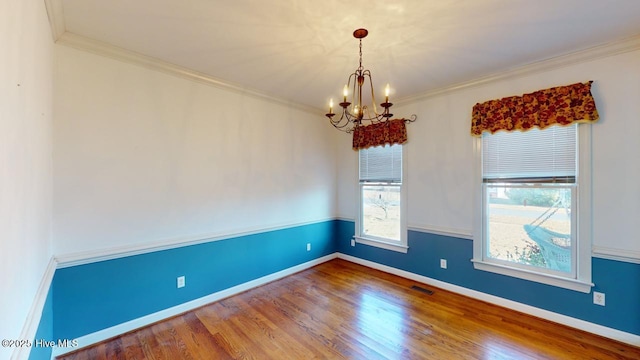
362,185,401,241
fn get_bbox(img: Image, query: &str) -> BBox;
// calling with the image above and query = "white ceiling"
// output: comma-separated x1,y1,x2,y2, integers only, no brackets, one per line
54,0,640,110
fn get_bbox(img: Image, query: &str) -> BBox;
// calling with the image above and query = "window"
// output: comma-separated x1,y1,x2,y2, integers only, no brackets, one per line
355,144,407,253
473,124,593,293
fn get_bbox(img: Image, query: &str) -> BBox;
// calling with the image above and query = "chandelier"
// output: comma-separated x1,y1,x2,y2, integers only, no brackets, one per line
325,28,416,133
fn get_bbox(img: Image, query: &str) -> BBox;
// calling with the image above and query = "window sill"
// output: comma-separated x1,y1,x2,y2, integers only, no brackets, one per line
471,259,593,293
354,236,408,253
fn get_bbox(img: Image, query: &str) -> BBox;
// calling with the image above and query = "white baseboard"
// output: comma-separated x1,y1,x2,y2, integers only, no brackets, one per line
51,254,337,358
337,253,640,347
13,257,57,360
49,250,639,359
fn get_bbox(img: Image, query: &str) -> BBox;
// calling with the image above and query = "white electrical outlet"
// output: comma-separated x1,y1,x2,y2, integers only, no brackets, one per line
306,243,311,251
351,239,355,247
177,276,185,288
440,259,447,269
593,291,605,306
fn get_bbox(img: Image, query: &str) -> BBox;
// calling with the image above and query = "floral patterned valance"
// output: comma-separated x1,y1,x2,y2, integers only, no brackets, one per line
352,119,407,150
471,81,599,137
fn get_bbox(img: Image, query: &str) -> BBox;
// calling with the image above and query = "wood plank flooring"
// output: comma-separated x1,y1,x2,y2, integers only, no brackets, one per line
58,259,640,359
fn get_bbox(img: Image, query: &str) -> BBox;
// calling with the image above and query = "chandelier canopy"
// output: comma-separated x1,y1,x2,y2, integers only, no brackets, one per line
325,28,416,134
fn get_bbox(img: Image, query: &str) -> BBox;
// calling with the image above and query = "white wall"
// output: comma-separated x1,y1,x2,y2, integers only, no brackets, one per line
0,0,53,358
53,46,337,256
338,47,640,260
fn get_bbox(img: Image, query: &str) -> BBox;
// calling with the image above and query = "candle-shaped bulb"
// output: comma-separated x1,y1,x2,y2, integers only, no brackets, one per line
385,83,390,103
343,85,348,102
329,99,334,114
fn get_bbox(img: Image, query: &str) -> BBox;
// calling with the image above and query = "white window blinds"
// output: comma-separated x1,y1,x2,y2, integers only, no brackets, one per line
482,124,577,182
359,144,402,183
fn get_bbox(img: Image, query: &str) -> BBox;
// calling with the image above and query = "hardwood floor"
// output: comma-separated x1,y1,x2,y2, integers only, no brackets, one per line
58,259,640,359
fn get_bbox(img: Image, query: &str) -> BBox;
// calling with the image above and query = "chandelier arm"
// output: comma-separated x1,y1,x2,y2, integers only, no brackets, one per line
329,111,353,132
349,72,358,115
362,106,371,122
332,121,350,130
404,114,418,123
364,70,379,116
352,77,358,116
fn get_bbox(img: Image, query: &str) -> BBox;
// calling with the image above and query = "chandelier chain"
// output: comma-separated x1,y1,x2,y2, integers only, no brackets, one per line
358,39,363,72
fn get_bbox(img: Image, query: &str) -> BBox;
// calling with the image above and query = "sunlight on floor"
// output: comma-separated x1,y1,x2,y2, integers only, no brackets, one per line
357,290,408,358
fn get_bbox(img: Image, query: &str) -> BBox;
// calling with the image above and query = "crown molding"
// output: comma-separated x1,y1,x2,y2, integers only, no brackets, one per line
44,0,65,42
397,34,640,105
45,1,640,114
44,1,317,114
54,32,319,115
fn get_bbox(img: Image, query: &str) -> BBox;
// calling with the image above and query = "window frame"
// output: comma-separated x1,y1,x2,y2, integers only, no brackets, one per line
472,124,593,293
355,144,408,253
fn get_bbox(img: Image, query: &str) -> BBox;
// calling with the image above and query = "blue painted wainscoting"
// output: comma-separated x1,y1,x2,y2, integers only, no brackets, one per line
334,219,639,336
27,219,638,359
28,286,53,360
52,220,336,342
